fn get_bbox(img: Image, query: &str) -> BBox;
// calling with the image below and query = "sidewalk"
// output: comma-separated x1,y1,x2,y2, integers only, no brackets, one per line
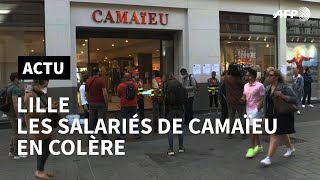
0,105,319,180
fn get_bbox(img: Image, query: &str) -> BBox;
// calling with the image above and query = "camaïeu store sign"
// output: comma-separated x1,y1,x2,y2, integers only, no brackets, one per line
92,10,169,25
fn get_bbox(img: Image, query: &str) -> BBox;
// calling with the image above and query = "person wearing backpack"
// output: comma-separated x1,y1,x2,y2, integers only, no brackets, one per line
151,70,164,133
117,73,140,140
164,73,186,156
86,67,109,141
3,72,27,160
180,68,197,126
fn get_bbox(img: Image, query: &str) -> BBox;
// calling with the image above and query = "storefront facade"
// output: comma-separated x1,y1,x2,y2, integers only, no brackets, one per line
1,0,320,114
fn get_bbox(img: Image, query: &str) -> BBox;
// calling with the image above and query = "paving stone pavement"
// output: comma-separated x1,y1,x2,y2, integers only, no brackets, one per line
0,105,320,180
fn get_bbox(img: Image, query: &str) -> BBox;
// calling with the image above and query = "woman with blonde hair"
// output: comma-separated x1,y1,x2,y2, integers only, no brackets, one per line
260,70,297,166
24,79,59,179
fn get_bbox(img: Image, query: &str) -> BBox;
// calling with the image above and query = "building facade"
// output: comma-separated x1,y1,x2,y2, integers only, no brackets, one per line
0,0,320,114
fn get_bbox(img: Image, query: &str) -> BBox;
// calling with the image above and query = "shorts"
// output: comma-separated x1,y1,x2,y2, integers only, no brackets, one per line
246,108,263,126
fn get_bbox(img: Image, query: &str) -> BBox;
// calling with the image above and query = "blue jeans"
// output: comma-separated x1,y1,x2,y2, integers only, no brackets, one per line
184,97,194,125
121,106,139,136
167,108,184,149
152,99,164,132
89,103,108,140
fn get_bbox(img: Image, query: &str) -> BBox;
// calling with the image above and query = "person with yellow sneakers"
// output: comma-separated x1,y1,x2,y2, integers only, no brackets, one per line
240,67,264,158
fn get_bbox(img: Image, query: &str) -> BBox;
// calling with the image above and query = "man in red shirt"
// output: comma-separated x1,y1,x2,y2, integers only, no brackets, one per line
117,73,140,140
86,67,109,140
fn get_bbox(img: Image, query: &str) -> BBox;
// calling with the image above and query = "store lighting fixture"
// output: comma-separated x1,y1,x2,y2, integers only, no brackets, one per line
238,36,242,40
311,39,314,43
31,50,34,52
129,55,131,57
0,10,11,14
228,35,232,39
227,41,231,44
97,48,99,51
264,36,267,41
82,44,85,46
105,57,108,59
248,36,251,41
81,51,84,54
256,36,260,40
125,40,129,43
296,37,300,42
104,60,106,62
156,49,159,51
304,38,307,42
85,40,88,42
112,44,115,47
266,44,270,47
43,39,45,42
291,37,294,42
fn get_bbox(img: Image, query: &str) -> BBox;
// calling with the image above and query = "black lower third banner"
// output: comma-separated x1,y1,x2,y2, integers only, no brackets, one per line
18,56,70,80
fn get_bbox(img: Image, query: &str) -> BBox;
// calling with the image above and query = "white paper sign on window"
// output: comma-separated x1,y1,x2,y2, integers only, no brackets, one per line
193,64,201,75
203,64,211,75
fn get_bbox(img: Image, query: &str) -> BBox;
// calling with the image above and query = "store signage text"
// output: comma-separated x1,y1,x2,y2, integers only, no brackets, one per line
92,10,169,25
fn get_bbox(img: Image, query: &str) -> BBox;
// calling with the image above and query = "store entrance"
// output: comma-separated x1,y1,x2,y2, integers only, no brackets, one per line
76,28,175,112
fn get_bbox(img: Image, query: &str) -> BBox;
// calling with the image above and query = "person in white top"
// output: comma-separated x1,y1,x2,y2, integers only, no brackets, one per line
79,73,89,118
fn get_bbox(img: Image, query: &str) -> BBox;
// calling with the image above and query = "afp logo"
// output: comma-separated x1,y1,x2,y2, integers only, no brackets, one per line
18,56,70,79
273,7,311,21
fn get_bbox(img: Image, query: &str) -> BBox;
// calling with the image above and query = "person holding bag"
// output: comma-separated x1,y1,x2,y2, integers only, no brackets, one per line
260,69,297,166
24,80,58,180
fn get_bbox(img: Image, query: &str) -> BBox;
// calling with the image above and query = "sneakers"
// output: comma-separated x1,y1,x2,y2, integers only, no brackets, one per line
254,145,263,154
167,149,174,156
302,105,305,108
308,104,314,107
260,157,272,166
297,111,301,115
245,148,257,158
283,148,295,158
178,146,185,153
13,155,27,160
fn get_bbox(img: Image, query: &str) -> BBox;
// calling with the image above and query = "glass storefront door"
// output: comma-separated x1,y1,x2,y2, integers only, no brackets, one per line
76,31,175,112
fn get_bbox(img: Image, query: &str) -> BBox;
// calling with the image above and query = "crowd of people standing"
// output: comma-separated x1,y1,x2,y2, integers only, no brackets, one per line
1,63,316,179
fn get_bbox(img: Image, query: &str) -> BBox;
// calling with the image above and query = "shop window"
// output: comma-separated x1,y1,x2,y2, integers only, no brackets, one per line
286,18,320,99
0,30,44,88
220,12,277,78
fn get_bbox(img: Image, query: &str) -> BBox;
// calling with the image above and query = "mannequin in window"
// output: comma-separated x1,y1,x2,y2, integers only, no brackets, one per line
287,47,314,75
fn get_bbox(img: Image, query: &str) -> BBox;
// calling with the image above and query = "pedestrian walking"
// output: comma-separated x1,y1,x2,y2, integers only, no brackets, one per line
180,68,197,125
260,69,297,166
86,67,109,141
117,73,140,139
4,72,27,160
207,71,219,114
151,70,164,133
79,73,89,118
164,73,186,156
224,63,247,139
241,68,264,158
291,68,304,115
24,79,58,179
302,67,314,108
